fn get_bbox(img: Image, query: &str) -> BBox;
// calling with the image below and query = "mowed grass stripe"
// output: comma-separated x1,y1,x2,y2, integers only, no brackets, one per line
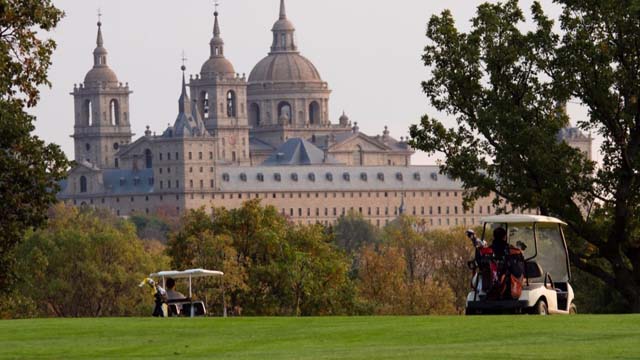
0,316,638,359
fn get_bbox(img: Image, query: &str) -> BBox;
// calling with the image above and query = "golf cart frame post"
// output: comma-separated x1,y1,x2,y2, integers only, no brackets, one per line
150,269,224,317
467,215,576,315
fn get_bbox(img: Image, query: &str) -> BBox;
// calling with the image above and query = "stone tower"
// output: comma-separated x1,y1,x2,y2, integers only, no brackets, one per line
71,20,133,169
189,9,250,165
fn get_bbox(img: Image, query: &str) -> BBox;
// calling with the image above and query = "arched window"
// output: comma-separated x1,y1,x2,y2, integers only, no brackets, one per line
249,103,261,127
278,102,292,125
84,100,93,126
309,101,320,125
227,91,237,117
201,92,209,118
109,99,120,125
145,149,152,169
80,176,88,193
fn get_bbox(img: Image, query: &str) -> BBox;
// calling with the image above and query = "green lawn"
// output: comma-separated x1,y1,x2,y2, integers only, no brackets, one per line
0,316,638,359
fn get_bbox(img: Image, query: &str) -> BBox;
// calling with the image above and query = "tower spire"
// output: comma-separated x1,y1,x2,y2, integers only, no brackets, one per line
179,56,189,114
213,5,221,37
279,0,287,19
209,2,225,58
270,0,297,53
93,15,108,68
96,10,104,47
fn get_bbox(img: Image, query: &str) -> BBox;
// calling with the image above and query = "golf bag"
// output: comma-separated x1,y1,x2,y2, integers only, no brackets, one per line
477,247,525,300
139,278,168,317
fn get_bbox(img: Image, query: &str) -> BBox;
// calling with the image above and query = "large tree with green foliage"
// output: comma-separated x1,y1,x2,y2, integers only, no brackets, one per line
168,201,355,316
0,0,70,291
8,204,168,317
333,211,381,254
410,0,640,311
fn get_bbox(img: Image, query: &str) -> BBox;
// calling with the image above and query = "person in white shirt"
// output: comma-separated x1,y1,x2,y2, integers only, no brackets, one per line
165,278,186,301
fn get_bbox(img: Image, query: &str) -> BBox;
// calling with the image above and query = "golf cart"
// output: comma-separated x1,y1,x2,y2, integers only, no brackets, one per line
140,268,224,317
465,215,577,315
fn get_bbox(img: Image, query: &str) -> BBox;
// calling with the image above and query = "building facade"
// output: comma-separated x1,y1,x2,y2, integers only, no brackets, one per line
59,1,588,227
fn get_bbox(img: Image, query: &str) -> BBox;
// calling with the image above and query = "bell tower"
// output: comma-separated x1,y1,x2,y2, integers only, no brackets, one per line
71,19,133,169
189,7,250,165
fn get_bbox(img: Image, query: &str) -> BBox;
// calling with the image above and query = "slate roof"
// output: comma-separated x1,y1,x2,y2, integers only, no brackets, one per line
314,131,412,153
262,138,341,166
102,168,155,195
250,137,277,152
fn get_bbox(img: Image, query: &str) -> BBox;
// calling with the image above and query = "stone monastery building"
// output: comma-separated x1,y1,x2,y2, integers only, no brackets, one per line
59,0,589,228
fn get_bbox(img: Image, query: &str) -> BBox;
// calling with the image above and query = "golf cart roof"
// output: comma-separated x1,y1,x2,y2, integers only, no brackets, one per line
150,269,224,279
480,214,567,226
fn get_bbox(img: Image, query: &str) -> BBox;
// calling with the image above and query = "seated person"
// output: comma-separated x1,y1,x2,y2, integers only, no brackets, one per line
165,278,187,301
490,227,509,259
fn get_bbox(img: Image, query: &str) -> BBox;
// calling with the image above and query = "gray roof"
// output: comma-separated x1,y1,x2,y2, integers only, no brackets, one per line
163,73,207,138
262,138,341,166
314,131,412,153
102,168,154,195
217,165,461,192
250,137,277,152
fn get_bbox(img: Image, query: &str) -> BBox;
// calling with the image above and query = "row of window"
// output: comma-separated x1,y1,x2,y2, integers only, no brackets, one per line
157,151,214,162
222,171,440,183
75,193,496,219
212,190,460,200
73,198,494,226
277,205,495,218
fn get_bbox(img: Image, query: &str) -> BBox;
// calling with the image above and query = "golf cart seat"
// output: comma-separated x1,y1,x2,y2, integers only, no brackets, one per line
525,261,544,281
167,299,207,317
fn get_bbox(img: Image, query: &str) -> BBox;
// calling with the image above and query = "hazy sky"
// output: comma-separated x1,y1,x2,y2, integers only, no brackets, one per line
31,0,589,164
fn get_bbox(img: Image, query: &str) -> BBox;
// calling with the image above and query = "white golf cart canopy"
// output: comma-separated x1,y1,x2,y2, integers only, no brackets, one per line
150,269,224,299
150,269,224,279
480,215,567,226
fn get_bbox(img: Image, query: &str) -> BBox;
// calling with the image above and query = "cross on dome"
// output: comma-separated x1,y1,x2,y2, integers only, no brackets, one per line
181,50,188,71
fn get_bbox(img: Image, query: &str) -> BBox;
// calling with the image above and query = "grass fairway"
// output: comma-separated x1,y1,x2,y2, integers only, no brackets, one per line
0,316,639,359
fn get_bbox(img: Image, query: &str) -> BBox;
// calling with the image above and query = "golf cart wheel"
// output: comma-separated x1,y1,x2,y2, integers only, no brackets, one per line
532,299,548,315
569,303,578,315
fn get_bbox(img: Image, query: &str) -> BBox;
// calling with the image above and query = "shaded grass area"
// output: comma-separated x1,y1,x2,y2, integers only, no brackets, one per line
0,316,638,359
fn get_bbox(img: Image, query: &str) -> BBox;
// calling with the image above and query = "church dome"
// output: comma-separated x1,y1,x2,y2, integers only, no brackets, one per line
272,18,295,32
249,0,324,84
83,22,119,85
200,10,236,77
249,53,322,83
339,112,350,125
84,66,119,84
201,57,236,76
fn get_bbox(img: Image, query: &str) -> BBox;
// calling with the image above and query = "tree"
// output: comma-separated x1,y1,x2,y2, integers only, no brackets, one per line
357,245,408,315
0,0,70,291
167,208,248,316
410,0,640,311
285,224,355,316
130,213,172,242
8,204,168,317
424,228,475,313
382,217,472,314
167,201,355,316
333,210,381,254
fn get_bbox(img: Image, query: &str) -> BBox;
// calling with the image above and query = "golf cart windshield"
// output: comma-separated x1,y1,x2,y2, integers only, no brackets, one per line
484,221,570,283
535,223,570,282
